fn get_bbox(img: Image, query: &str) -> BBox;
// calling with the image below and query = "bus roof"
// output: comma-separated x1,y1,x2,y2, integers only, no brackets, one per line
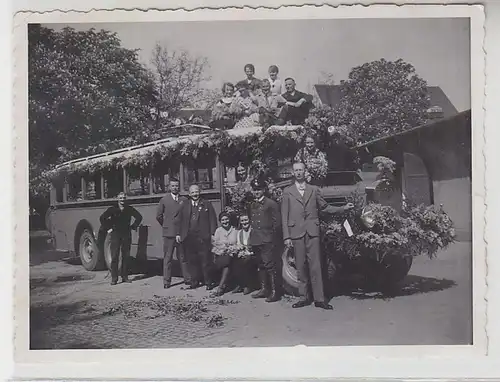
53,124,302,173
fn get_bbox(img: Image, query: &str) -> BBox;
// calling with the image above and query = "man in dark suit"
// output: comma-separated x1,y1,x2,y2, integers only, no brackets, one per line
156,178,189,289
99,192,143,285
248,178,282,303
281,78,314,125
175,184,218,290
281,162,354,309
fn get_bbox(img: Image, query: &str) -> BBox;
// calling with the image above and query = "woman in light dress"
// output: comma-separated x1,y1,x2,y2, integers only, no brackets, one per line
211,211,238,296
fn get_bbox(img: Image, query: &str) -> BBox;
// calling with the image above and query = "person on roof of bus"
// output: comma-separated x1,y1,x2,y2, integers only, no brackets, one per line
235,63,262,93
99,192,143,285
211,82,237,130
281,78,314,125
253,79,288,128
267,65,285,96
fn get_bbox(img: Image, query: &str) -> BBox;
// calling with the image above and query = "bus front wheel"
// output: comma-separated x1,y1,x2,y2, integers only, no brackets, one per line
78,229,103,271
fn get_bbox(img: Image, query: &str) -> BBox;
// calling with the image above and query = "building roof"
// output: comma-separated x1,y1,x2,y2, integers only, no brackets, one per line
354,109,471,149
314,84,459,119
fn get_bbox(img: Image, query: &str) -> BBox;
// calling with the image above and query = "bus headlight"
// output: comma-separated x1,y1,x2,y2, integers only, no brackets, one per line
361,205,376,229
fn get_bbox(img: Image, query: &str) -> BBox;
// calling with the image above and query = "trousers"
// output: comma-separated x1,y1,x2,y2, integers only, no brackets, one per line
110,232,131,282
163,237,191,284
292,233,325,302
252,242,277,273
184,233,213,285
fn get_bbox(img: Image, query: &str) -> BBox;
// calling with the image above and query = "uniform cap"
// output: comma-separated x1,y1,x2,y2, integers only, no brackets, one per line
250,177,267,190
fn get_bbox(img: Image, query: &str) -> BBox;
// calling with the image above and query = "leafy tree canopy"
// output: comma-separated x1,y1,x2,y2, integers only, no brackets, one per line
333,58,430,144
29,24,157,196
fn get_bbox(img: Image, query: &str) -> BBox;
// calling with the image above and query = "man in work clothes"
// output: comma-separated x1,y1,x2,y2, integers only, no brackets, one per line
281,162,354,309
100,192,143,285
156,178,190,289
175,184,218,290
248,178,282,303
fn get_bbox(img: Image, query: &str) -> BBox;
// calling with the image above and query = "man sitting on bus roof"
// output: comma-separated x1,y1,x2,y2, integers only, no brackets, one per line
99,192,143,285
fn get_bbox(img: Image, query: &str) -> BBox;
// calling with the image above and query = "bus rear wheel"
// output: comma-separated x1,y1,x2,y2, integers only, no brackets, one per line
78,229,103,271
281,246,300,296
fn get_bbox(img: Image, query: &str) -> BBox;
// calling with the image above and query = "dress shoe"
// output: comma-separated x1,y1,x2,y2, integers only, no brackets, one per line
110,280,118,286
231,286,244,294
206,282,217,291
187,281,201,290
243,287,252,295
121,278,132,284
164,283,171,289
314,302,333,310
292,299,312,308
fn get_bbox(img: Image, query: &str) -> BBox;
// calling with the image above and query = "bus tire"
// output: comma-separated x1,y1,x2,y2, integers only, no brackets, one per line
77,228,104,271
281,246,300,296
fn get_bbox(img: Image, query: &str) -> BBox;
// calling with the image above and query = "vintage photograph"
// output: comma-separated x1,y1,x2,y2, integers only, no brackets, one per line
28,16,473,350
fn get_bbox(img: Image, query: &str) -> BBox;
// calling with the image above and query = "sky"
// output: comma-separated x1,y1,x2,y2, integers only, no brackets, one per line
46,18,471,112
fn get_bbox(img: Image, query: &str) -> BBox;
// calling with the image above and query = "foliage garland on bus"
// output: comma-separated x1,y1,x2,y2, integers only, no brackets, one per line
48,113,356,180
47,108,456,264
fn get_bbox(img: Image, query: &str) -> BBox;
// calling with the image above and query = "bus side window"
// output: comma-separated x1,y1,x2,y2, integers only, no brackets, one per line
67,175,83,202
53,179,64,203
127,168,151,196
183,157,217,191
85,173,102,200
152,164,180,194
103,169,124,199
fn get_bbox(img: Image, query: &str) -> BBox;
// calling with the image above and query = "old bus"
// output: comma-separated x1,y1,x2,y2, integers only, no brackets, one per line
46,123,400,291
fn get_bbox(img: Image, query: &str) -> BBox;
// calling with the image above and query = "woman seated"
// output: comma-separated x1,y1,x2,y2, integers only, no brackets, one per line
231,213,258,294
231,87,260,129
211,82,237,130
211,211,239,296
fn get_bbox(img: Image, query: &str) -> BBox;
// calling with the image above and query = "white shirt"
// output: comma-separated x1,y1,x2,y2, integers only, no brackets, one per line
295,181,306,196
171,193,178,202
257,196,265,203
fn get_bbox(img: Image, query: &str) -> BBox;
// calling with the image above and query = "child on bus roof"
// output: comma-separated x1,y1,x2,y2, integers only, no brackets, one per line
268,65,285,96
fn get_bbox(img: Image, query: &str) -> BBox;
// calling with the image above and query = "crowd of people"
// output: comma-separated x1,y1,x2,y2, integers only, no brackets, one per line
100,159,354,310
210,64,314,129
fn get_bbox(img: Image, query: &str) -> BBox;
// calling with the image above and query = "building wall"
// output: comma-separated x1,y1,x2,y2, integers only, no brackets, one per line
367,111,472,242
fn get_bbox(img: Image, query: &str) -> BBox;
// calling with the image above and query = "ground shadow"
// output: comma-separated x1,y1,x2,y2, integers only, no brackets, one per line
333,275,457,301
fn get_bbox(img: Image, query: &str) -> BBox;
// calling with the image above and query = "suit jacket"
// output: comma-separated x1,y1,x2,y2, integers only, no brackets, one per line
236,78,262,93
281,183,345,240
174,198,217,242
248,196,281,246
156,193,185,238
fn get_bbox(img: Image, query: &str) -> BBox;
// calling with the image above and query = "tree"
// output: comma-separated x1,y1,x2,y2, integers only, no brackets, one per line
333,58,430,144
29,25,157,203
150,43,211,124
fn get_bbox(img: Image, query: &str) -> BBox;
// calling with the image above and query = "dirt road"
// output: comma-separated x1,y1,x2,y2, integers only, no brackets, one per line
29,241,472,349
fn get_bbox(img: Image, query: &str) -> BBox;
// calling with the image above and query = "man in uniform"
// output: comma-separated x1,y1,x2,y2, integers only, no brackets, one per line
175,184,218,290
248,178,282,303
281,162,354,309
156,178,190,289
99,192,143,285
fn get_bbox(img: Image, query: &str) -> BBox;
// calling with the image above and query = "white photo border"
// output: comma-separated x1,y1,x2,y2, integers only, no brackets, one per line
12,3,490,380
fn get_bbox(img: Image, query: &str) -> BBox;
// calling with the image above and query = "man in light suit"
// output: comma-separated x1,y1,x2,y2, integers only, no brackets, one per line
281,162,354,309
156,178,189,289
175,184,218,290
